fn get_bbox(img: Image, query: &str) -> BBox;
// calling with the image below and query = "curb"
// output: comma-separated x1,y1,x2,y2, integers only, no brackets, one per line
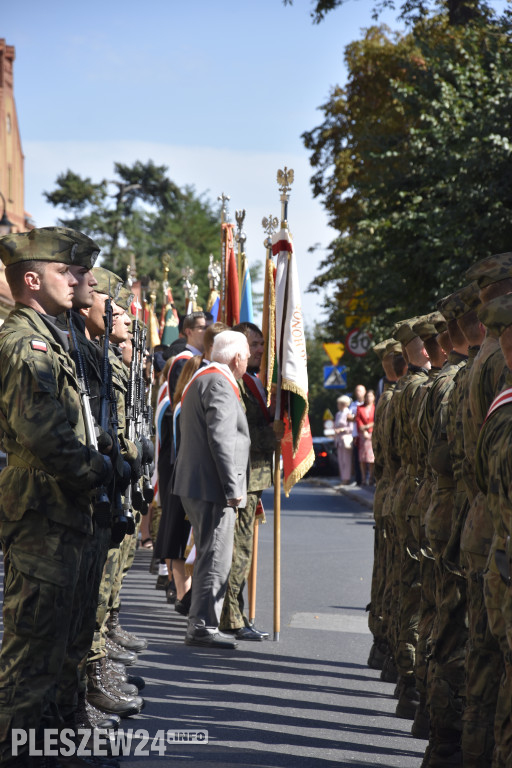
304,477,375,511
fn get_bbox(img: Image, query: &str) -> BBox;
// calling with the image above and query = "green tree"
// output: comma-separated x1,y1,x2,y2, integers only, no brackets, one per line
44,161,221,315
303,13,512,370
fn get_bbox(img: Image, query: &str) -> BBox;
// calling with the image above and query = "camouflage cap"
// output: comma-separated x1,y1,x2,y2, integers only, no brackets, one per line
392,318,419,346
413,315,438,341
437,283,480,321
115,285,135,312
477,294,512,336
0,226,100,269
92,267,123,299
385,340,403,356
465,252,512,289
372,340,389,360
428,311,447,333
36,227,100,268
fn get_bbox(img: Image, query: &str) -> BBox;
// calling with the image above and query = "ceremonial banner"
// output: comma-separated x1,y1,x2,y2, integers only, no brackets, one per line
260,252,276,404
239,257,254,323
160,287,179,345
272,227,314,495
222,223,240,326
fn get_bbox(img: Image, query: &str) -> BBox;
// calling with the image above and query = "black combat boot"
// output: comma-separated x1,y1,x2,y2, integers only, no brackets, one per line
380,653,398,683
395,675,420,720
367,639,388,670
75,690,119,731
104,657,145,692
106,608,148,652
86,659,143,717
105,637,137,666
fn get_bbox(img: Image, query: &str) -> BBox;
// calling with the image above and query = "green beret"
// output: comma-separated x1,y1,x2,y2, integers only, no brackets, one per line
413,315,438,341
0,226,100,269
115,285,134,312
392,318,419,346
92,267,123,298
438,283,480,321
466,252,512,289
477,294,512,336
385,340,403,356
428,311,447,333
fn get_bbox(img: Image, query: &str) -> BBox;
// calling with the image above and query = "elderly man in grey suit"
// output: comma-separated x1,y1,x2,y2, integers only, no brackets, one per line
173,330,251,649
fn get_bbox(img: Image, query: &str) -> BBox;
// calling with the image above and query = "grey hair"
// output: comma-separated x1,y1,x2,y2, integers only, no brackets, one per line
211,330,249,365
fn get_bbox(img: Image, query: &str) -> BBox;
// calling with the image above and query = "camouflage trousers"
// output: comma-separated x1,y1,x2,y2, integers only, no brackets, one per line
427,554,467,739
416,550,436,702
0,511,84,766
109,514,140,614
89,542,121,661
382,515,400,657
56,523,111,718
367,520,387,647
219,492,259,631
393,472,421,679
462,552,502,768
484,561,512,768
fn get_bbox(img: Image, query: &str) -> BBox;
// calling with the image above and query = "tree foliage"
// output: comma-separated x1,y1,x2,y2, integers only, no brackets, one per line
283,0,493,27
303,12,512,372
44,161,221,315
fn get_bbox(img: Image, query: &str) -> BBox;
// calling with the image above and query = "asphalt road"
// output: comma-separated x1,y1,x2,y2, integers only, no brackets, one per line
113,481,427,767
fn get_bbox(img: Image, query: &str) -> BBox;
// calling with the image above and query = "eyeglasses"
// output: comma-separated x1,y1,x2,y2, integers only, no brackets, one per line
193,324,206,330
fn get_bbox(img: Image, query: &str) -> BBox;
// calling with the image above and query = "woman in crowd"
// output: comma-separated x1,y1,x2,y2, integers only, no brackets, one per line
333,394,353,484
355,389,376,485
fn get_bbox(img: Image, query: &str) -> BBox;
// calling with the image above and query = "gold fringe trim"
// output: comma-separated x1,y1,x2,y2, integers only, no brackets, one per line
283,446,315,497
281,376,310,457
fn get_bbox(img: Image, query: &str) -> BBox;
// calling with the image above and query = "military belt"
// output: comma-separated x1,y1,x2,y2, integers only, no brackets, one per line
6,453,35,469
495,535,512,587
437,476,456,490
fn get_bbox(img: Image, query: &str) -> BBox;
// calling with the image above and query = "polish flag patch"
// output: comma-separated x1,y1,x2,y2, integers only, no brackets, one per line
31,339,48,352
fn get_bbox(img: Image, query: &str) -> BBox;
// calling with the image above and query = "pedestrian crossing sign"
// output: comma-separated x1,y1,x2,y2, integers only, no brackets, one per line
323,365,347,389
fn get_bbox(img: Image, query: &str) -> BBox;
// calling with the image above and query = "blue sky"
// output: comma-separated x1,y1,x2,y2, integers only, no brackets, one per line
4,0,402,325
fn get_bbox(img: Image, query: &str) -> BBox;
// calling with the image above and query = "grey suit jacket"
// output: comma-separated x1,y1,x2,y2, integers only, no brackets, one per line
173,369,251,506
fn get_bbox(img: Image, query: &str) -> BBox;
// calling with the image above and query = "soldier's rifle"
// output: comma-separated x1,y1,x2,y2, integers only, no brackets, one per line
67,310,112,526
99,290,135,540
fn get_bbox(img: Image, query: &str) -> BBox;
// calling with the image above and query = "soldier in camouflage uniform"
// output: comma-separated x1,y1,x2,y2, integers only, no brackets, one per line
410,314,448,740
461,255,512,768
475,293,512,768
0,228,111,767
219,322,276,640
388,320,430,720
80,269,145,718
379,342,408,684
367,339,402,669
422,289,471,768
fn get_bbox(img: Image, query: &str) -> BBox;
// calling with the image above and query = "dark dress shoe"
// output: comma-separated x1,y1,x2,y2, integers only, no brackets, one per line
175,588,192,616
185,631,238,649
233,626,269,641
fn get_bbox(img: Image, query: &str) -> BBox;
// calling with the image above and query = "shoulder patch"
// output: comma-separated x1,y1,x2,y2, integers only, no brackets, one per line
31,339,48,353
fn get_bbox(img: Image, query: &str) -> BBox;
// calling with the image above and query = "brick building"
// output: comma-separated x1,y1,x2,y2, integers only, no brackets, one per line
0,39,31,320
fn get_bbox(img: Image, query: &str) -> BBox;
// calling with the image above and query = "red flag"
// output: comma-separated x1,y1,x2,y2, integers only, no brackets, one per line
222,223,240,326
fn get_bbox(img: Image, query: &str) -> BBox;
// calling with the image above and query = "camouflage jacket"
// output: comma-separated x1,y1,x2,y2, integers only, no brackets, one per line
395,365,429,476
475,375,512,541
372,379,395,483
447,346,478,486
239,373,275,493
427,352,467,478
0,305,106,533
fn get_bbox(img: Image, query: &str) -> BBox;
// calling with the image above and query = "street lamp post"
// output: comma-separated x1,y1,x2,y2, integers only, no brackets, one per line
0,192,14,236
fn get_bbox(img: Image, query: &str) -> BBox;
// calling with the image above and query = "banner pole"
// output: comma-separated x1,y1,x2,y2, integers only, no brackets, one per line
248,519,258,625
273,443,281,641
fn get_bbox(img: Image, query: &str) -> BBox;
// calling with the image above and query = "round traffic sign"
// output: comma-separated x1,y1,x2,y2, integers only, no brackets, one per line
346,328,372,357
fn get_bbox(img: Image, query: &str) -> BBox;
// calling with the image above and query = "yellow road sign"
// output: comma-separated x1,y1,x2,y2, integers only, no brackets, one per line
323,342,345,365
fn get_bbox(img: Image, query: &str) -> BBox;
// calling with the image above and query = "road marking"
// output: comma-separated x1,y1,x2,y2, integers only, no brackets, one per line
289,612,370,634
